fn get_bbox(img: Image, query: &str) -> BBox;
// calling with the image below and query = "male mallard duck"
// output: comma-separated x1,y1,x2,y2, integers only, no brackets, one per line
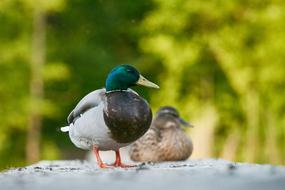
129,106,193,162
61,65,159,168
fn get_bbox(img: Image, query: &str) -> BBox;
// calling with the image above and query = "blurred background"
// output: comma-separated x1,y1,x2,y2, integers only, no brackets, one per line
0,0,284,170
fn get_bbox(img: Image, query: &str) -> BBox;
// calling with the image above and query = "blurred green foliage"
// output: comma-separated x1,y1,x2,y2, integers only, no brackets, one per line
0,0,284,169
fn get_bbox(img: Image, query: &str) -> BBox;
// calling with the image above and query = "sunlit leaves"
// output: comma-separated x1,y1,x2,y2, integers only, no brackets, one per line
140,0,285,164
44,62,70,81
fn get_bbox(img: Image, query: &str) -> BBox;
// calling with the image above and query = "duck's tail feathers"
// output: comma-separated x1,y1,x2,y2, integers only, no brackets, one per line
60,126,70,132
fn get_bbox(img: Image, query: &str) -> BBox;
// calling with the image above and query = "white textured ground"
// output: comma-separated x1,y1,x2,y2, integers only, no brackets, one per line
0,159,285,190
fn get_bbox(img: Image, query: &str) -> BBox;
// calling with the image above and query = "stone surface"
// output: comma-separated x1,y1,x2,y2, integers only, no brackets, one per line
0,159,285,190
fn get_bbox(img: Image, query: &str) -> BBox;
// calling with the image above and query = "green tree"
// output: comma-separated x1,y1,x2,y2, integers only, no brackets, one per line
1,0,284,169
139,0,285,164
0,0,153,168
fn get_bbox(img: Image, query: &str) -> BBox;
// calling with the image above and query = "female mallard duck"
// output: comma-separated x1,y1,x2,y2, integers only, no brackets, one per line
129,106,193,162
61,65,159,168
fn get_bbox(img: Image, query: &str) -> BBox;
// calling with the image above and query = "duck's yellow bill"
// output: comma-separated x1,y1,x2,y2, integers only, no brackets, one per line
136,75,159,89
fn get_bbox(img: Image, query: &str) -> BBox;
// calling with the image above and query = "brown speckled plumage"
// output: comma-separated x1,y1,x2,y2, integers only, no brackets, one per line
129,106,193,162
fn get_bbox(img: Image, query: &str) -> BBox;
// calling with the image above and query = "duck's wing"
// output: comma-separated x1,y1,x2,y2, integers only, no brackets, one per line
129,127,162,162
67,88,106,124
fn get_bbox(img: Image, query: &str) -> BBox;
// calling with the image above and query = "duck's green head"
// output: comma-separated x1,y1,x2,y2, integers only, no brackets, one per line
106,64,159,92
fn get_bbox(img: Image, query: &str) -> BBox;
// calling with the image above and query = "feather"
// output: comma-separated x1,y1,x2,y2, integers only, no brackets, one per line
67,89,106,124
129,107,193,162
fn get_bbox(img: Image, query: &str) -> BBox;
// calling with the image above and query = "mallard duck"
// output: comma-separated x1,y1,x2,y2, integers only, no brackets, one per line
61,64,159,168
129,106,193,162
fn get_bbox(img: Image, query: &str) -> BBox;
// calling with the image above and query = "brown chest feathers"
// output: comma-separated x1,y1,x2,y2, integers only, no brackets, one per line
103,91,152,144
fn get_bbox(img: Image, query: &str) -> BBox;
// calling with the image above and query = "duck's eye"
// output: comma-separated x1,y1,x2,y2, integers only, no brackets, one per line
126,69,134,73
